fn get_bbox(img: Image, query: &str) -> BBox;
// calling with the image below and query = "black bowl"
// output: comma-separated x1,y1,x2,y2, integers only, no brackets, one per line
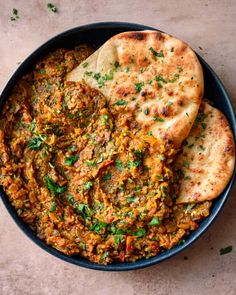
1,22,235,271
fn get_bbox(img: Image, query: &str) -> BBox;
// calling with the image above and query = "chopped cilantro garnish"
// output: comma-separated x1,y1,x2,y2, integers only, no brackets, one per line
49,201,56,212
115,160,123,172
199,145,205,151
126,196,137,203
47,3,58,13
178,239,186,245
45,175,67,196
10,8,20,21
77,203,93,219
177,65,183,72
114,61,120,68
143,108,149,115
185,204,195,212
183,175,191,180
103,71,113,81
149,47,164,58
29,119,36,132
114,235,124,248
90,220,107,234
201,122,207,129
147,79,152,85
64,155,79,166
102,172,112,181
115,99,127,106
85,160,97,167
149,216,161,226
82,62,88,68
28,134,46,150
67,194,75,205
93,72,101,81
126,160,142,169
133,228,146,237
171,47,174,52
84,71,93,76
220,246,233,255
83,181,94,190
101,252,109,259
153,116,164,122
154,74,167,83
134,82,144,93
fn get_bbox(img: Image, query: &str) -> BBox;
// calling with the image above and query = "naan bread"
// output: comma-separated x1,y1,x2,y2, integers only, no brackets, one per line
67,30,203,147
175,102,235,203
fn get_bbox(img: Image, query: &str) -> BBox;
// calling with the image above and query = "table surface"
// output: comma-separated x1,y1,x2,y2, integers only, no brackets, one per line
0,1,235,294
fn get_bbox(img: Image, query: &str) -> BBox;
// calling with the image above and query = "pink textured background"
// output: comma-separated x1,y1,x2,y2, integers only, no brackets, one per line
0,1,235,294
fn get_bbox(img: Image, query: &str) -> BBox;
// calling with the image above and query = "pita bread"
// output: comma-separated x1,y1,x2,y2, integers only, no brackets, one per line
67,30,203,147
175,102,235,204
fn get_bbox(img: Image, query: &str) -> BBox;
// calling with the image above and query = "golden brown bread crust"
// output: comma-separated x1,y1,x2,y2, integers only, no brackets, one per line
175,102,235,203
67,30,204,147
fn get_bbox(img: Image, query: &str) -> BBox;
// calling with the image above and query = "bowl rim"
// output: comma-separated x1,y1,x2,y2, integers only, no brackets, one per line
1,21,235,271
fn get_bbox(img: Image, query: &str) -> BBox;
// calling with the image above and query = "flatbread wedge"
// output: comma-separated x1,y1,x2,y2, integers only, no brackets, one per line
175,102,235,203
67,30,203,147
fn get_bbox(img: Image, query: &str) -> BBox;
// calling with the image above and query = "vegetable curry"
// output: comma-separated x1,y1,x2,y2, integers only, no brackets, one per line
0,45,211,264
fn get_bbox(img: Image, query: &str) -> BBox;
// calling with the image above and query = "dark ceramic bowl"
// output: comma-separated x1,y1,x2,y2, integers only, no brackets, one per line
1,22,235,271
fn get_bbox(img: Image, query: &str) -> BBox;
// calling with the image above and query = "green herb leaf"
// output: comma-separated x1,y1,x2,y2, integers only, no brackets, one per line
10,8,20,21
84,71,93,76
154,74,167,83
149,47,164,58
126,196,137,203
45,175,67,196
143,108,149,115
220,246,233,255
101,252,109,259
83,181,94,190
114,61,120,68
185,204,195,212
115,99,127,106
149,216,161,226
153,116,164,122
102,172,112,181
64,155,79,166
133,228,146,237
90,220,107,234
126,160,142,169
49,201,56,212
134,82,144,93
47,3,58,13
115,160,123,172
28,134,46,150
82,62,88,68
103,71,113,81
85,160,97,167
114,235,124,248
67,194,75,205
177,65,183,72
201,122,207,129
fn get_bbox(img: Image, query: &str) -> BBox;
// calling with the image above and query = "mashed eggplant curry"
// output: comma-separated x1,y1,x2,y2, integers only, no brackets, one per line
0,46,211,264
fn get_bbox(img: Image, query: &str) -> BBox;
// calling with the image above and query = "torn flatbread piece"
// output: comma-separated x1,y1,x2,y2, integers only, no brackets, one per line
67,30,203,147
175,102,235,204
